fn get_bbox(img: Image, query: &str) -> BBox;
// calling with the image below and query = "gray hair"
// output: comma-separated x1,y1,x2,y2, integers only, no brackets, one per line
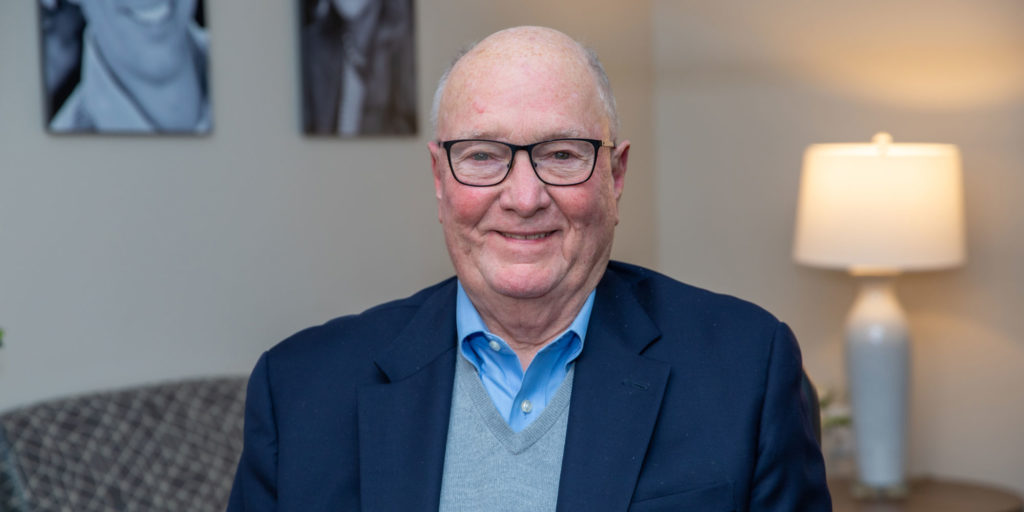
430,40,620,141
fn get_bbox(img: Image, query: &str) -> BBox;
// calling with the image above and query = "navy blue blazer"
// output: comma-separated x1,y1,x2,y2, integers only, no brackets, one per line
227,262,831,511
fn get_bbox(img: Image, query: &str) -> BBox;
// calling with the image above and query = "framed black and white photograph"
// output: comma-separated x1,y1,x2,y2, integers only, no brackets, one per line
299,0,417,136
38,0,210,135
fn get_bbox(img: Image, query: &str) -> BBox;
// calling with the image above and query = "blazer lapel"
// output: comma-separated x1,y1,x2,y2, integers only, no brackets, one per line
357,280,458,511
557,270,670,512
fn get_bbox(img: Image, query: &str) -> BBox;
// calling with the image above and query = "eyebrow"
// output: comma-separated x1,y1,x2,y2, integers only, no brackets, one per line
457,128,588,141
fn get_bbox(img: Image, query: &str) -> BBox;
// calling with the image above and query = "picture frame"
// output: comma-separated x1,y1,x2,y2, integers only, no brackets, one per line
38,0,211,135
299,0,417,136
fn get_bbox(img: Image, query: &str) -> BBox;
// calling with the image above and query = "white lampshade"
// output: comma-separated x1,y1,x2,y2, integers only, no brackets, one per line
793,133,965,273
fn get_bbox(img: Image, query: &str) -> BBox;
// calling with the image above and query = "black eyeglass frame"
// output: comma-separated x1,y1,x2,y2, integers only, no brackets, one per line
440,138,615,187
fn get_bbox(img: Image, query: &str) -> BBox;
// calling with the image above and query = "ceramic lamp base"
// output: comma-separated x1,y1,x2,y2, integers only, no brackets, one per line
845,275,910,492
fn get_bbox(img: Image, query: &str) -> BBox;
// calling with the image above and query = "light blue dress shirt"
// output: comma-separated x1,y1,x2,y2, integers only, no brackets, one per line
456,282,594,432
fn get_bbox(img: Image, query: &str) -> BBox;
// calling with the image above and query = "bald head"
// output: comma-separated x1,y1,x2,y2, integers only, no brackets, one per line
431,26,619,140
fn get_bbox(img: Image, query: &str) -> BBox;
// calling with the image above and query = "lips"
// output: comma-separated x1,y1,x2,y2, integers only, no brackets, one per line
499,231,555,240
119,0,174,25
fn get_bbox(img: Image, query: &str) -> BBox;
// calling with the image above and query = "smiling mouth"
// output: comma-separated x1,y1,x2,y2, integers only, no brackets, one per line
120,1,174,25
500,231,554,240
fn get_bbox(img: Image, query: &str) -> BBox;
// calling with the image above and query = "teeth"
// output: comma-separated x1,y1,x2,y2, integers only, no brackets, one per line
128,2,172,24
503,232,549,240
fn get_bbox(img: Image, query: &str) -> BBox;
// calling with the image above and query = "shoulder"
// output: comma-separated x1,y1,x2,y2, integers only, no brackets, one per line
604,260,780,331
263,277,457,375
602,261,787,371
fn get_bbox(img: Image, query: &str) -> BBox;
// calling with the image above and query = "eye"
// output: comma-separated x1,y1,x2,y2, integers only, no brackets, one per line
451,141,508,165
536,143,586,161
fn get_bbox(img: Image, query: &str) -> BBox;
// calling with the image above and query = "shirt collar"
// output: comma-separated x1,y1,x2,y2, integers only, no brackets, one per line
455,281,595,349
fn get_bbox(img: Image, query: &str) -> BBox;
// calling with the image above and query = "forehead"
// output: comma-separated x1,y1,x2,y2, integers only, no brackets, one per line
438,31,607,141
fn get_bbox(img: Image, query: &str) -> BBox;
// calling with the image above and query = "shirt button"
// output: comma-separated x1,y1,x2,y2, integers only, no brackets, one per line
520,399,533,413
488,340,501,352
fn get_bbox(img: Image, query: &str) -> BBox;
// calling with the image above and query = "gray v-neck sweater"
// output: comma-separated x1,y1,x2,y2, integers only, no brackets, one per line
439,355,575,512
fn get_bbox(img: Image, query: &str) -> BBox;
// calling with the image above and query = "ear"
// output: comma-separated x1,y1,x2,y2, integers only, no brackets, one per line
428,141,445,199
427,141,446,222
610,140,630,202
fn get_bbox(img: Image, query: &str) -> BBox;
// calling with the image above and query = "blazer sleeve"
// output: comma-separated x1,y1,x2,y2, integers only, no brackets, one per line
227,352,279,512
749,322,832,510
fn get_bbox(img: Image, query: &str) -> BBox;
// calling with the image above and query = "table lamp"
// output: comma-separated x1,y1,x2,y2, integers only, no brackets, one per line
793,132,965,495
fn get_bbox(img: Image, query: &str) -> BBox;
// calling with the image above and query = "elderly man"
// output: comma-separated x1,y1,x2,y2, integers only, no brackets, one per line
228,26,830,511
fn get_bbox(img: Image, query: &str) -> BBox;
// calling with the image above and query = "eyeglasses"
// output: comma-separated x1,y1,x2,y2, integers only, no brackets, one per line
440,138,615,187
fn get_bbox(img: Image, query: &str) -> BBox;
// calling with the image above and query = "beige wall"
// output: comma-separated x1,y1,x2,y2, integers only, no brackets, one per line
653,0,1024,494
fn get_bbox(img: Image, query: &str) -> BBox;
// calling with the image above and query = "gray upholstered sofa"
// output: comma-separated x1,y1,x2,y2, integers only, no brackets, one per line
0,376,246,512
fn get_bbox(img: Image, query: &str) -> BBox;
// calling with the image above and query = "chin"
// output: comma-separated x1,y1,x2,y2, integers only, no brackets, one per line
483,263,564,300
493,283,554,300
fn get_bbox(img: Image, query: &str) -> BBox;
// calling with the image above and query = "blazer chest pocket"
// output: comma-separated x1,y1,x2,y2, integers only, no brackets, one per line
628,481,734,512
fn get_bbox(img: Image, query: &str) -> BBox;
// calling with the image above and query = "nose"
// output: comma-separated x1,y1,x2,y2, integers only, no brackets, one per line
498,149,552,216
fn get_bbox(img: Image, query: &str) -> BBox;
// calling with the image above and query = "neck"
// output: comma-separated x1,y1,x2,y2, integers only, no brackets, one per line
128,68,203,130
477,293,590,371
89,32,204,131
465,271,602,371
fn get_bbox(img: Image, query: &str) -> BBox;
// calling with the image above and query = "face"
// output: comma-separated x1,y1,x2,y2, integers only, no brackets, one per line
430,29,630,305
75,0,197,82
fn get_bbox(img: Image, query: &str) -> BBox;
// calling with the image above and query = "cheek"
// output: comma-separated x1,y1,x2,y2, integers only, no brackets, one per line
439,185,495,229
555,187,616,229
